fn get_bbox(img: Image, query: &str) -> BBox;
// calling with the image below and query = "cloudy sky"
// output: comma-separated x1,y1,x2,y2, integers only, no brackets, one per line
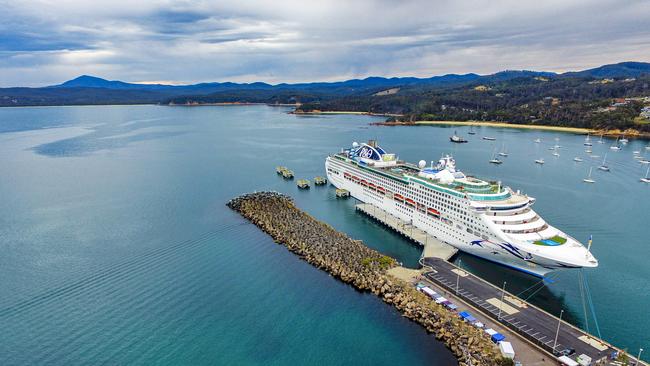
1,0,649,87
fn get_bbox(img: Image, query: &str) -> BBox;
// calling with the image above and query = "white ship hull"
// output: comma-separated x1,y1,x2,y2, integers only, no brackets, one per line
326,156,594,277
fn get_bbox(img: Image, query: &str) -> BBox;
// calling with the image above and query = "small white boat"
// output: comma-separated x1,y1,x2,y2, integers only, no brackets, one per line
535,158,545,164
583,167,595,183
598,134,605,144
489,149,502,164
553,151,560,157
633,150,640,155
534,138,541,143
585,148,593,153
610,137,621,150
483,136,496,141
646,145,650,150
639,159,650,165
573,157,583,162
620,136,629,144
584,134,592,146
598,153,610,171
498,143,508,157
450,131,468,143
642,166,650,183
590,155,600,158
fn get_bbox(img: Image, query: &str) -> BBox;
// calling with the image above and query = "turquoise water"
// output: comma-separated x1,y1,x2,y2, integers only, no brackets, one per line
0,105,647,364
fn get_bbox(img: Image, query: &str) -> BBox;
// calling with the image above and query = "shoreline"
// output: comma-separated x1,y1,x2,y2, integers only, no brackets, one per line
291,110,403,117
371,120,650,138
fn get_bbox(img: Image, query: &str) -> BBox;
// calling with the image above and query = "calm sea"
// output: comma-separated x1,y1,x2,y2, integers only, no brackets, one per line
0,105,647,364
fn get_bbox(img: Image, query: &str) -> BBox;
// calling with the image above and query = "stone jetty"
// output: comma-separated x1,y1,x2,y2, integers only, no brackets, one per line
227,192,508,366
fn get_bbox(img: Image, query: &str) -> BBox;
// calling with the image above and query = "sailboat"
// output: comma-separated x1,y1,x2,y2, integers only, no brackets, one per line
450,131,468,143
610,137,621,151
598,134,605,144
534,138,541,143
552,146,560,157
583,167,596,183
535,158,545,164
641,166,650,183
468,126,476,135
489,149,502,164
620,135,629,144
498,143,508,157
584,134,592,146
573,157,583,162
598,153,610,171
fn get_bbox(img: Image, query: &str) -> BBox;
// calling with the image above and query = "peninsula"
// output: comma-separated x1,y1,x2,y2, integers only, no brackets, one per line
227,191,510,366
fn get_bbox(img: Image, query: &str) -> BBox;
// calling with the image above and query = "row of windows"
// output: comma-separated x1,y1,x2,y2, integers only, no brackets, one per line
330,160,499,240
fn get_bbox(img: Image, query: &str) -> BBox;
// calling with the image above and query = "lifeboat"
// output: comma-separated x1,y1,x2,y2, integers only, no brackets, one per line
368,182,376,189
360,179,368,186
427,208,440,218
394,193,404,201
405,198,415,206
377,186,385,194
352,176,360,182
344,172,351,179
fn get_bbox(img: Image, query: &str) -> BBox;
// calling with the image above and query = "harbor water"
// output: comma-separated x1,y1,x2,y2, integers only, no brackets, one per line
0,105,648,364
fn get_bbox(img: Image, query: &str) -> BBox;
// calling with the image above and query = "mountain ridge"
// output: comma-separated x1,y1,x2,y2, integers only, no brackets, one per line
1,61,648,108
46,61,649,92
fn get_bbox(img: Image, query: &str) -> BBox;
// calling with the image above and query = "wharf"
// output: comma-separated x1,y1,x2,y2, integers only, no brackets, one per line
421,257,623,364
355,203,458,261
355,202,644,366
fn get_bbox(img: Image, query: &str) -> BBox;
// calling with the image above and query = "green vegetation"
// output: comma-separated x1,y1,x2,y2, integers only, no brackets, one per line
495,357,515,366
361,255,395,269
298,75,650,132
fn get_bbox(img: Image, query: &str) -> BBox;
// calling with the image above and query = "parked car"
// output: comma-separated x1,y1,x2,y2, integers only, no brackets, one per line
560,348,576,356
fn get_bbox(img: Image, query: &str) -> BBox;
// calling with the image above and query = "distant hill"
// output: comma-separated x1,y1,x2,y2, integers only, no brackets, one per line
0,61,648,108
53,75,147,89
562,61,650,78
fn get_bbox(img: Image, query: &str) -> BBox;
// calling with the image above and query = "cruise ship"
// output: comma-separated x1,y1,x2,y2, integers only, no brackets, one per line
325,140,598,277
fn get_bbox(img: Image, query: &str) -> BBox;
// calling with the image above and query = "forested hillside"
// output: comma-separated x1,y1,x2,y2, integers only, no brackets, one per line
297,76,650,132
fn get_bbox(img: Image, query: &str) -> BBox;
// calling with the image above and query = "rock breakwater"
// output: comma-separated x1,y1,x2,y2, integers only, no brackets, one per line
227,192,507,366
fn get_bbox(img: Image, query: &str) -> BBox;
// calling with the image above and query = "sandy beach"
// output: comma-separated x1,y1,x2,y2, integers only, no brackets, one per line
413,120,593,134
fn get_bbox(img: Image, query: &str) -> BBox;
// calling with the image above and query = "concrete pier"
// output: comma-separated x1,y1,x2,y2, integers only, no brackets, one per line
355,203,458,261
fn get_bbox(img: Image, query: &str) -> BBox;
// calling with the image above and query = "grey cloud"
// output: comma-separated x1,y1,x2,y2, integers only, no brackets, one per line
0,0,649,86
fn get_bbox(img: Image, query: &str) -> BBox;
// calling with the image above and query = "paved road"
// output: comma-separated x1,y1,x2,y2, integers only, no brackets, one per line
423,257,615,364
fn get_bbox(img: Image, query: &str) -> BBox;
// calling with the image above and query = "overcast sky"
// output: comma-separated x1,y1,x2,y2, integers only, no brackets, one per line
1,0,649,87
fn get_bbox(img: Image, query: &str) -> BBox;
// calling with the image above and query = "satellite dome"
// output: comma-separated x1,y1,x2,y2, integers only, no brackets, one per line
418,160,426,169
352,142,359,148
